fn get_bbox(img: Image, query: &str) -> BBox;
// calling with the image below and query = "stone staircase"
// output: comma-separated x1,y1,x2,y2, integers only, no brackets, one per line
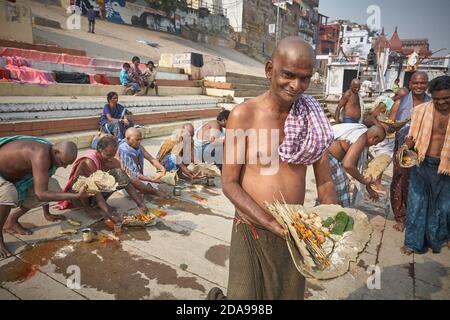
225,72,332,120
226,72,325,100
0,95,225,144
0,95,224,121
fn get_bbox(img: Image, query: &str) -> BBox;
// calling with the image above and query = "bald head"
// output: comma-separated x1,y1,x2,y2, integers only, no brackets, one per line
411,71,428,82
53,141,78,167
266,37,315,105
125,127,142,139
272,36,315,64
350,79,361,93
367,125,386,146
409,71,428,96
393,87,409,101
125,127,143,149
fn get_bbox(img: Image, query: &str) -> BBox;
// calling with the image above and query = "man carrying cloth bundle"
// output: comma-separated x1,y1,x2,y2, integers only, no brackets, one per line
399,75,450,255
211,37,337,300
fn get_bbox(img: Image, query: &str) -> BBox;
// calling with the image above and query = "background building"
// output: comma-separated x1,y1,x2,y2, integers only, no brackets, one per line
339,21,373,57
222,0,320,62
317,20,340,55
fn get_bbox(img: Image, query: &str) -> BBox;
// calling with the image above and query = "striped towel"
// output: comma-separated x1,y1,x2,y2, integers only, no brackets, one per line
407,101,450,175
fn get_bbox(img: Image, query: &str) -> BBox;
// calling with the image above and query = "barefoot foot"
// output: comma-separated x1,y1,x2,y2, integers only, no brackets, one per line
401,246,414,255
3,221,33,235
44,213,66,222
393,222,405,232
0,241,12,258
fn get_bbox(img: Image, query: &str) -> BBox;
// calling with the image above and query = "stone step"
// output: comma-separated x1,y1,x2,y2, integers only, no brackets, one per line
233,88,268,97
44,118,215,150
0,95,224,121
226,76,268,86
232,83,268,90
1,108,222,137
0,82,203,97
226,72,267,81
233,96,324,104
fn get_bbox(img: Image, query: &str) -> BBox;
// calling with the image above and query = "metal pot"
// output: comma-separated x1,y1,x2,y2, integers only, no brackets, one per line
206,176,215,186
81,228,94,243
173,186,182,196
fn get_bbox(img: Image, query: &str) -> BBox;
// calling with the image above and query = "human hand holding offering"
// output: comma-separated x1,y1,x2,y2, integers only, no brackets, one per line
366,184,380,202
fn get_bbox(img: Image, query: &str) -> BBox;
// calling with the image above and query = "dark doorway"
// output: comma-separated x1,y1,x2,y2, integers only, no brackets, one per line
342,69,358,93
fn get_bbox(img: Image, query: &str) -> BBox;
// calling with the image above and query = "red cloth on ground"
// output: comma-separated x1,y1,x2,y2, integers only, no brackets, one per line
5,65,55,84
0,68,11,80
1,47,61,63
6,56,30,67
60,53,92,66
55,150,102,210
88,73,110,85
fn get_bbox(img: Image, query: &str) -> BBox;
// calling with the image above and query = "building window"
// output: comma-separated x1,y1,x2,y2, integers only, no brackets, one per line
347,39,350,44
360,37,363,42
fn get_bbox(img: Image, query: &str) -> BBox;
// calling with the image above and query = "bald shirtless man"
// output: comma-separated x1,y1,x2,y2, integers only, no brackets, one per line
216,37,337,300
335,79,362,124
194,110,229,164
328,125,386,206
0,137,89,258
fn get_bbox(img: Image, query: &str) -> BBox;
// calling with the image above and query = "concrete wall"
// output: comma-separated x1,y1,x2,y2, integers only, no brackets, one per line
326,66,345,96
104,0,175,32
0,82,203,96
232,0,318,62
0,1,33,43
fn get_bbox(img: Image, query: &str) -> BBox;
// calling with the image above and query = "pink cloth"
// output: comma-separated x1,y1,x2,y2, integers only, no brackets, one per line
0,47,123,73
1,47,93,66
5,65,55,84
55,150,102,210
1,47,61,63
6,56,30,67
279,95,334,165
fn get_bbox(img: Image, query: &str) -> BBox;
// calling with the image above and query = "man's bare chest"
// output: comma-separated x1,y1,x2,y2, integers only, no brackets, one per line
433,114,449,136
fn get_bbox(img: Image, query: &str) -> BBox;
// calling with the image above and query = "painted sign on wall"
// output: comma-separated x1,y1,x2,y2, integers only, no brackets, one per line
104,0,175,33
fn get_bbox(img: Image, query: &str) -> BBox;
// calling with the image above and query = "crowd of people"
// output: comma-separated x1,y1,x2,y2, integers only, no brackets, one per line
0,37,448,301
0,100,230,258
